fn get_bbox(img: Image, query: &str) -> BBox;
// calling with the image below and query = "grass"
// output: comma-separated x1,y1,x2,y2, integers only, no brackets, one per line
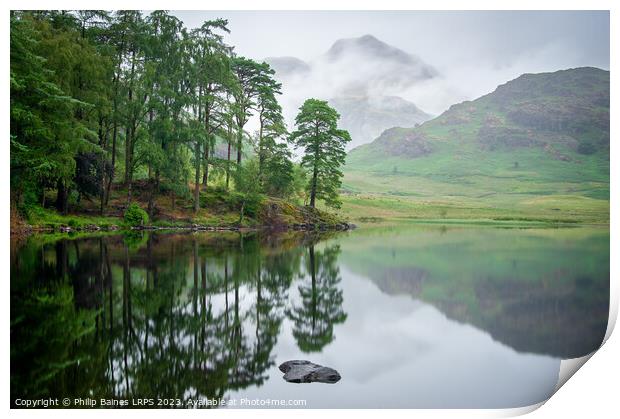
24,205,121,230
342,114,609,226
341,69,609,226
338,192,609,226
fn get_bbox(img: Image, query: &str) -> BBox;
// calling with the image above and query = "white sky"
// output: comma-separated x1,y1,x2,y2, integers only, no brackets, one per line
165,9,613,145
170,10,609,116
171,11,609,67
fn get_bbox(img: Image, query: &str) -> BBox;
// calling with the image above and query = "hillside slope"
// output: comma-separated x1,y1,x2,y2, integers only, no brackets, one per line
329,95,432,149
343,67,609,223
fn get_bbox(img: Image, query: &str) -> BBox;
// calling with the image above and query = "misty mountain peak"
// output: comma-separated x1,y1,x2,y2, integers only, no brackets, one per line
329,35,411,62
264,56,311,78
325,34,438,81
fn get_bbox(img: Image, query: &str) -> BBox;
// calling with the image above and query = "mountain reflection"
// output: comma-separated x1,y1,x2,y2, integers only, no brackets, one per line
339,225,609,359
10,227,610,406
10,232,345,404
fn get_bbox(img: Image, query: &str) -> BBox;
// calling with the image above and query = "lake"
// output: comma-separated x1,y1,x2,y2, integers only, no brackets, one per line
10,224,609,408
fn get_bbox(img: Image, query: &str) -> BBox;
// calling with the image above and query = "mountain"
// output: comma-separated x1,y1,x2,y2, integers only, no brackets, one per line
345,67,610,211
265,35,437,148
328,95,432,150
264,56,311,78
324,34,438,92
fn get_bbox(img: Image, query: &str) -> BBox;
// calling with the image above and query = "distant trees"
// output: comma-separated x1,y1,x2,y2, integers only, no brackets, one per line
10,11,350,218
290,99,351,208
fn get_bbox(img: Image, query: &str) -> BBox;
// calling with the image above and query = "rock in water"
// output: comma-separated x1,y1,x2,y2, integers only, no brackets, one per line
278,360,341,384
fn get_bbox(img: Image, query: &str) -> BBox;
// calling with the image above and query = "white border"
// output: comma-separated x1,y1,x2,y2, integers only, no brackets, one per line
2,1,617,418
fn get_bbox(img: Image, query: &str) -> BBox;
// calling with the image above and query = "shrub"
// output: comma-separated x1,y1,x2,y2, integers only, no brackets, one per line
124,203,149,227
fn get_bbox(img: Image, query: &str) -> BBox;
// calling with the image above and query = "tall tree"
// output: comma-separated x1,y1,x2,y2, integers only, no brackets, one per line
188,19,231,212
254,63,284,176
114,11,150,204
290,99,351,208
11,11,311,224
230,57,263,166
10,12,93,214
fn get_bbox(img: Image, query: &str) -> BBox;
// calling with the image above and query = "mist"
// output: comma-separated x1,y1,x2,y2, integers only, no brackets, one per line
172,10,610,145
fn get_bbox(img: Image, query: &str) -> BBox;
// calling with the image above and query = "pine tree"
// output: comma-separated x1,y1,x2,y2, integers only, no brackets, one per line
230,57,263,166
290,99,351,208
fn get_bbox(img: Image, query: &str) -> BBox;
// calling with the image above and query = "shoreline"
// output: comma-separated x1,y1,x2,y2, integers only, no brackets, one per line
11,220,356,238
12,215,611,239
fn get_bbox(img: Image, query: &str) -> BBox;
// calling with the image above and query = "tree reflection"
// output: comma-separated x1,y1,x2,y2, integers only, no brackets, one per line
287,245,347,352
11,232,340,406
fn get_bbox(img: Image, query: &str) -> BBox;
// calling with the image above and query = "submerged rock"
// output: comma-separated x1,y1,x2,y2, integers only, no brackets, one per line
278,360,341,384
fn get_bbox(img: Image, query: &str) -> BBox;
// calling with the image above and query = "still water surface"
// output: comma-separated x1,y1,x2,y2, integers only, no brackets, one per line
10,225,609,408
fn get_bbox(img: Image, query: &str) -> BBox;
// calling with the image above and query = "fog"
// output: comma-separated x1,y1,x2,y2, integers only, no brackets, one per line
171,10,609,145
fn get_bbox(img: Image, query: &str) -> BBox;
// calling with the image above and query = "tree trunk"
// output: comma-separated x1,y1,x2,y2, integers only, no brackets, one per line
226,123,232,190
236,127,243,165
309,125,320,208
126,174,132,206
105,120,117,206
309,167,318,208
147,179,155,218
56,178,68,215
194,139,200,213
125,125,132,185
125,124,134,205
125,48,136,204
203,143,209,188
258,114,265,176
202,109,210,187
106,46,122,207
239,200,245,224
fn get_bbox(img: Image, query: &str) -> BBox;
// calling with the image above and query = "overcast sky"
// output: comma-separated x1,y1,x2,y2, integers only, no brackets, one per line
172,10,609,67
171,10,609,119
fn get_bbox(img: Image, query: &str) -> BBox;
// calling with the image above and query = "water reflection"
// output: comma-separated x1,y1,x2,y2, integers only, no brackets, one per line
288,245,347,352
10,226,609,408
338,225,610,359
11,232,344,405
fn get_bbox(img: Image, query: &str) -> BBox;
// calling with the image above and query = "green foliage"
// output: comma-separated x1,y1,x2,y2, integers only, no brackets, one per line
122,231,148,251
124,203,149,226
10,11,345,226
234,158,264,222
290,164,309,204
290,99,351,208
231,57,266,164
10,13,92,204
11,282,98,399
260,141,295,197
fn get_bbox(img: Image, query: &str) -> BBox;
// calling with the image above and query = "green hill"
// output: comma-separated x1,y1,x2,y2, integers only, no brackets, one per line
343,67,609,224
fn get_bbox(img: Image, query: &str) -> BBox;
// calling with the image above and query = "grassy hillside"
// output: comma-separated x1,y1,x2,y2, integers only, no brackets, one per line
343,67,610,224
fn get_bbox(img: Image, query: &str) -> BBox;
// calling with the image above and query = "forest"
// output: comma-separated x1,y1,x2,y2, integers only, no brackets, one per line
10,11,351,232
